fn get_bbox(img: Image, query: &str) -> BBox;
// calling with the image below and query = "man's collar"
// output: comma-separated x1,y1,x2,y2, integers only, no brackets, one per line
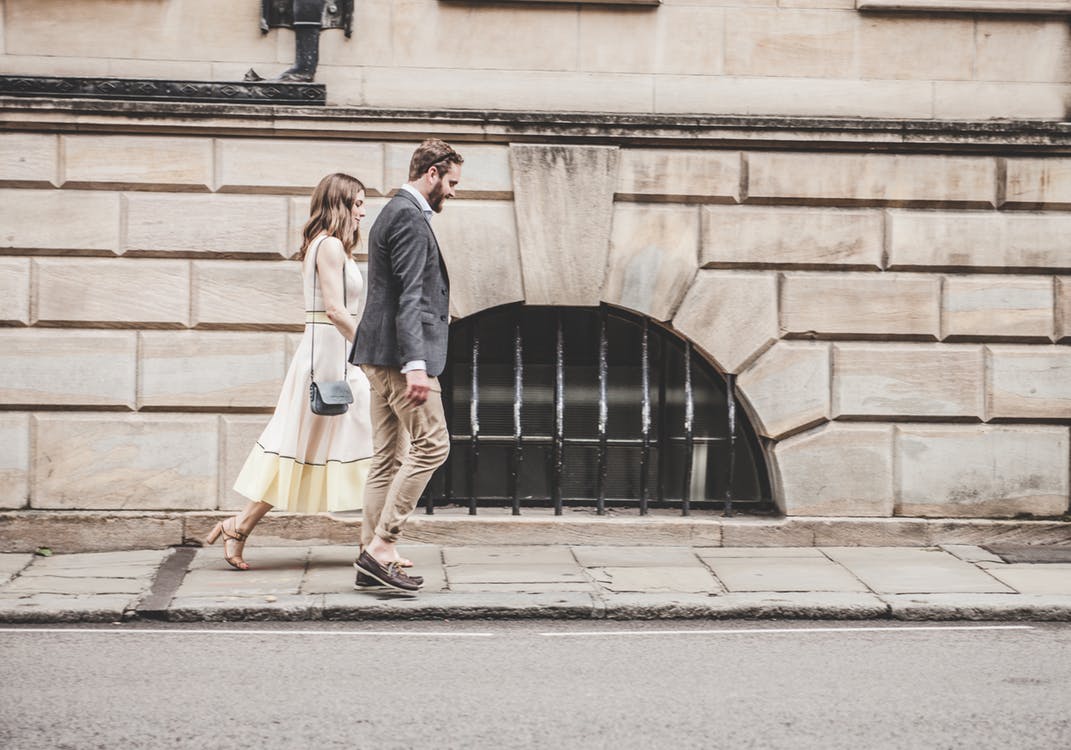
400,183,433,217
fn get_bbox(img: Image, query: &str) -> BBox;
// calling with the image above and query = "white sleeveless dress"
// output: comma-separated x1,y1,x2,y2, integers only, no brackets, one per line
233,234,373,512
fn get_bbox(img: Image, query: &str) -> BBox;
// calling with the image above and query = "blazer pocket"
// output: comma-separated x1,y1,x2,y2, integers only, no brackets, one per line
420,310,439,324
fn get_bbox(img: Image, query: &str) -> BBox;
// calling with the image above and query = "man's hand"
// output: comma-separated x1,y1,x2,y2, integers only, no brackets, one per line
404,369,430,406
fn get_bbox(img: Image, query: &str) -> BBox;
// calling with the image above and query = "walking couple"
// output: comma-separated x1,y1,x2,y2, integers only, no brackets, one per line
206,139,464,593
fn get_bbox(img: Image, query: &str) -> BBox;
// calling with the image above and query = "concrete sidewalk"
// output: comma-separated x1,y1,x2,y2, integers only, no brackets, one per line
1,544,1070,623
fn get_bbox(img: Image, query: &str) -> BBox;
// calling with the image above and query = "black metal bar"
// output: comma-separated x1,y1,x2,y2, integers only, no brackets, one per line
468,323,480,516
682,341,695,517
552,311,564,516
657,340,668,504
724,372,736,518
639,318,651,516
510,316,523,516
595,308,609,515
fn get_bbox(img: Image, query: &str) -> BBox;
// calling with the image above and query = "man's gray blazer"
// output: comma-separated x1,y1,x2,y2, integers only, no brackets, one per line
350,189,451,377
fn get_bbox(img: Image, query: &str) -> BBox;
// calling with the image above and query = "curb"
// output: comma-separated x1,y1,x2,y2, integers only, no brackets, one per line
4,592,1071,624
3,510,1070,554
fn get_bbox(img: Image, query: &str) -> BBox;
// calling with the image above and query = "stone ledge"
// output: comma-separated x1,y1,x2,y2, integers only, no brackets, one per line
2,98,1070,151
1,510,1068,553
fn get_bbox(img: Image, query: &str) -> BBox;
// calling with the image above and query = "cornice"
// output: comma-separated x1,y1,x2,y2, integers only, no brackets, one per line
2,97,1070,154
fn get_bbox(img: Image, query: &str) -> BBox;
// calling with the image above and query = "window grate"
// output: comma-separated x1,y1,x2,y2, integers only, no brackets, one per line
423,305,773,516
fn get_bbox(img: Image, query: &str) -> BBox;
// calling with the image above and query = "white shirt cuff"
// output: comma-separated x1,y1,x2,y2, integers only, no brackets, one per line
401,360,426,374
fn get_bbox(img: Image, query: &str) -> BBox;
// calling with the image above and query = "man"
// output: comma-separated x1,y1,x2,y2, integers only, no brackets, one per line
351,138,463,592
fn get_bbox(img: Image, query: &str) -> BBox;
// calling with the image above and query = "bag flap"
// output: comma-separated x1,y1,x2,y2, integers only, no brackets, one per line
315,380,354,404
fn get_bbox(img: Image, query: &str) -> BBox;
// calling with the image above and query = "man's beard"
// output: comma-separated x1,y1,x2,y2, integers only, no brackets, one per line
428,182,447,213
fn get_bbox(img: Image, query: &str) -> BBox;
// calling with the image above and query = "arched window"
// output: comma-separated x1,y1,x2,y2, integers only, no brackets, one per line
423,305,772,515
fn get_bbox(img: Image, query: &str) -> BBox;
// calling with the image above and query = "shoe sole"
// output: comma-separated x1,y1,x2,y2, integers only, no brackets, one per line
352,561,385,590
354,559,421,592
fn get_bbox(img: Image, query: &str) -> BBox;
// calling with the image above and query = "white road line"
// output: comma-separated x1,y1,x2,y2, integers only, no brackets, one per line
0,628,494,637
539,625,1036,637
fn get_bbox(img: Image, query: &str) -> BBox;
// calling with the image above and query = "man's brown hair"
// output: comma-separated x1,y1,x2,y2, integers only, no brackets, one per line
408,138,464,181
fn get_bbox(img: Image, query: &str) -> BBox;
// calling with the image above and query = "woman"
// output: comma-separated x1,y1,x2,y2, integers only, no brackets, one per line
208,172,373,570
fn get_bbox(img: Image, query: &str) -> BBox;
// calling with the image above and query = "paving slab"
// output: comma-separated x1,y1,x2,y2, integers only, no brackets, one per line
448,582,594,593
0,554,33,585
821,547,1013,594
442,546,576,565
704,556,869,593
571,546,700,567
590,566,720,594
322,591,598,620
978,564,1071,595
24,550,170,570
188,546,307,571
939,544,1004,564
883,593,1071,621
444,564,586,585
0,594,134,623
696,547,828,559
174,565,306,598
167,594,324,622
3,575,148,595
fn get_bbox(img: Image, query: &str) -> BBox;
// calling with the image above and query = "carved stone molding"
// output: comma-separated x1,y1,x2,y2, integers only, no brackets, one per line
0,77,326,106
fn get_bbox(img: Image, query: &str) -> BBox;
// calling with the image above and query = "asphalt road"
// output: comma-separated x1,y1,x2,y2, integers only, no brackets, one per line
1,621,1068,750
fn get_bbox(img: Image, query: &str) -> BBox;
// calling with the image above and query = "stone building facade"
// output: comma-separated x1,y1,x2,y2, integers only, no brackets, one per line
1,0,1070,541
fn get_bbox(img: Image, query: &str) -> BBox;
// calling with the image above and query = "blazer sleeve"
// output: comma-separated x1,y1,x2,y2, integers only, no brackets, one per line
387,211,429,365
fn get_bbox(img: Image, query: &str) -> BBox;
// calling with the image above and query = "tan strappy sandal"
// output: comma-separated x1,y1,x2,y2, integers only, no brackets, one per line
205,516,250,571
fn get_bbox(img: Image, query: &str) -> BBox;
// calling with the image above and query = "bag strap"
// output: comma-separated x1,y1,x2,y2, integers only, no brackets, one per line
310,236,348,382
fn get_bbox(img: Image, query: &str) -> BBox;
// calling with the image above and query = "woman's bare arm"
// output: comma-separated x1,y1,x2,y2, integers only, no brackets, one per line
315,237,357,342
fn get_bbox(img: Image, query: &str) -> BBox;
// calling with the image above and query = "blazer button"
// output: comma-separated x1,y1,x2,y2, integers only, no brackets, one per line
440,314,447,321
440,288,447,295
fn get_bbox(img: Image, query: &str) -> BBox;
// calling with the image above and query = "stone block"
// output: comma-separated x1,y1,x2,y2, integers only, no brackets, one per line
124,194,290,257
833,343,985,419
737,341,830,439
780,272,941,339
511,145,618,306
888,211,1071,272
724,8,855,78
0,330,136,408
702,206,882,269
221,415,272,511
933,81,1068,120
1004,159,1071,209
895,424,1070,517
0,189,120,254
138,331,288,410
579,5,725,76
976,19,1071,84
4,0,275,62
0,133,57,187
62,135,212,191
942,275,1054,341
0,414,29,509
602,203,699,321
616,149,739,202
392,0,578,71
771,424,895,517
857,15,974,80
33,414,219,511
747,153,996,208
672,271,779,374
431,200,524,319
384,143,512,198
362,66,653,114
192,260,303,328
33,258,190,327
654,75,933,119
287,196,313,260
0,258,30,325
216,138,385,195
987,345,1071,420
1059,277,1071,342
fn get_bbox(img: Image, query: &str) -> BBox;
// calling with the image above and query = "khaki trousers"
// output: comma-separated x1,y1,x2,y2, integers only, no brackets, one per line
359,365,450,546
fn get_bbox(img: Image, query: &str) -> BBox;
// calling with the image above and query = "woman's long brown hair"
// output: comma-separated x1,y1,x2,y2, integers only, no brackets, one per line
296,172,365,260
